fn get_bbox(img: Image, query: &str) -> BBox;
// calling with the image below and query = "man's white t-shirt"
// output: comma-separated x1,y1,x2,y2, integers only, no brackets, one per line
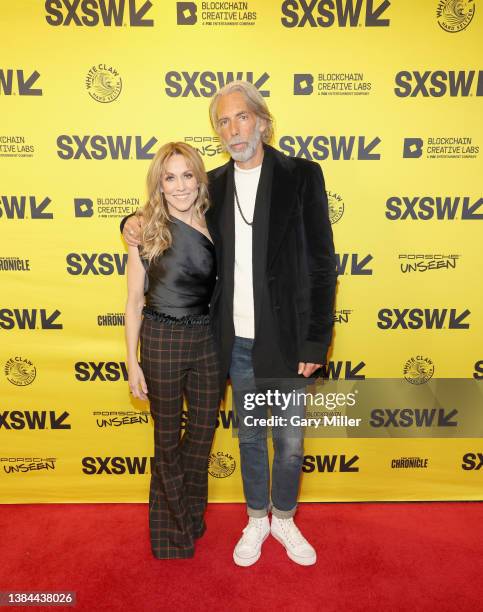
233,162,262,339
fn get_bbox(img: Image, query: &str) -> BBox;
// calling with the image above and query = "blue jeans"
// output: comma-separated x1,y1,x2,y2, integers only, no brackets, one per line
229,336,305,518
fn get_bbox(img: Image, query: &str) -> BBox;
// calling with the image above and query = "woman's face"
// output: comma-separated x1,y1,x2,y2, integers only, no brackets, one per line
161,154,199,214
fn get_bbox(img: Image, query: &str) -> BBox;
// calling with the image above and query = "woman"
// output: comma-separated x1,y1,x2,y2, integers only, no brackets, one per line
125,142,219,559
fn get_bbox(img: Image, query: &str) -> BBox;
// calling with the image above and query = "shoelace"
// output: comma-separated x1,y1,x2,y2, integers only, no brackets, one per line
241,518,265,544
279,518,305,547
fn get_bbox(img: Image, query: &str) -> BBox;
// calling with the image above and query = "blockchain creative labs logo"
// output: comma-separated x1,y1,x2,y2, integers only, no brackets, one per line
0,136,35,159
1,457,57,474
403,356,435,385
0,69,42,96
74,196,140,219
0,257,31,272
177,1,257,26
92,410,150,428
208,451,236,478
327,191,345,224
391,456,429,469
85,64,122,103
183,136,223,158
294,72,372,96
402,136,479,160
333,309,353,324
4,357,37,387
399,254,460,273
437,0,475,32
97,312,125,327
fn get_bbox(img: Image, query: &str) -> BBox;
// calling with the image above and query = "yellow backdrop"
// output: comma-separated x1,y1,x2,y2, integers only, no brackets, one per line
1,0,481,503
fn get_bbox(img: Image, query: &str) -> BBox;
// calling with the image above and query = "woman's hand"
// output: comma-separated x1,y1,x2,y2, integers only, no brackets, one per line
128,362,148,400
123,215,142,247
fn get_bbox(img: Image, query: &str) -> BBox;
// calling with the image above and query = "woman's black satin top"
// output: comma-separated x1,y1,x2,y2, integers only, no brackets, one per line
141,218,216,319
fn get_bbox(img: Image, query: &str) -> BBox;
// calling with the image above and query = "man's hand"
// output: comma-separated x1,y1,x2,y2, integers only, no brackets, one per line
298,362,322,377
123,215,142,247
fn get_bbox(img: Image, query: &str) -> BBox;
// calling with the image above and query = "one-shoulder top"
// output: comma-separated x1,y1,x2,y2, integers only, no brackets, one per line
140,218,216,321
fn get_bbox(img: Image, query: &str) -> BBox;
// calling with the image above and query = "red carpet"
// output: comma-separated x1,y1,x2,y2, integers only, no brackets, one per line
1,502,482,611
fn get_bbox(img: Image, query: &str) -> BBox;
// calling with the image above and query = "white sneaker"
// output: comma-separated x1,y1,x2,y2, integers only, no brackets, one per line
270,516,317,566
233,516,270,567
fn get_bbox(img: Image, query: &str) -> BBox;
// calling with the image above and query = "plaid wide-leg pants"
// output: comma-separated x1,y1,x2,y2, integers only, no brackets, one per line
140,317,220,559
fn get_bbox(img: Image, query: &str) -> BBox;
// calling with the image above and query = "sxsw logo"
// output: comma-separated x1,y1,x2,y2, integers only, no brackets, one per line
82,456,152,474
177,2,197,24
336,253,373,275
216,409,239,429
0,411,70,430
303,454,359,473
281,0,390,27
66,253,127,275
377,308,470,330
385,196,483,220
294,73,314,95
394,70,483,97
0,70,42,96
164,71,270,97
44,0,154,26
279,135,381,160
462,453,483,470
0,196,53,219
0,309,62,330
74,361,129,382
56,135,157,160
370,409,458,427
320,360,366,379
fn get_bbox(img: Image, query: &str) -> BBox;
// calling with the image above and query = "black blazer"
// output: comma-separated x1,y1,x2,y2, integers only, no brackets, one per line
206,143,337,392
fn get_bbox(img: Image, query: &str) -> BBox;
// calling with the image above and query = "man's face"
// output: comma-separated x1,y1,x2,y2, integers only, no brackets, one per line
215,91,266,163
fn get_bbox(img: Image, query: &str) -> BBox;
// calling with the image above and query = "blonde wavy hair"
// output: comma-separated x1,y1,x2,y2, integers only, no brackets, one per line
137,142,210,263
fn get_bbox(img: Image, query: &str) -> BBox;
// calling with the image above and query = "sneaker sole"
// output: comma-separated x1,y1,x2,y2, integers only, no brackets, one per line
233,531,269,567
271,530,317,566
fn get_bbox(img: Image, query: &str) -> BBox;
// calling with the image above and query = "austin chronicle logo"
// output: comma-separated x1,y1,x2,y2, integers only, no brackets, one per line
403,356,435,385
437,0,475,32
327,191,344,224
86,64,122,103
208,451,236,478
5,357,36,386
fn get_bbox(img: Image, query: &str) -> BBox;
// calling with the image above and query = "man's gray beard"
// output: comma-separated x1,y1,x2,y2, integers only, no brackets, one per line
225,120,262,162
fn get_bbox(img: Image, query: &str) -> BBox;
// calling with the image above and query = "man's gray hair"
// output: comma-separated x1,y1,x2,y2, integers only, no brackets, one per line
209,80,274,143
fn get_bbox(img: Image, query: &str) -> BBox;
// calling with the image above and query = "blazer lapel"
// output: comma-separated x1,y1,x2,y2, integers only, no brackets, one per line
219,161,235,320
266,146,298,269
252,149,274,334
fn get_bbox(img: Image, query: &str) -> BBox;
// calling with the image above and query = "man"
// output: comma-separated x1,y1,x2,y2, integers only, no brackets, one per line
122,81,337,567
